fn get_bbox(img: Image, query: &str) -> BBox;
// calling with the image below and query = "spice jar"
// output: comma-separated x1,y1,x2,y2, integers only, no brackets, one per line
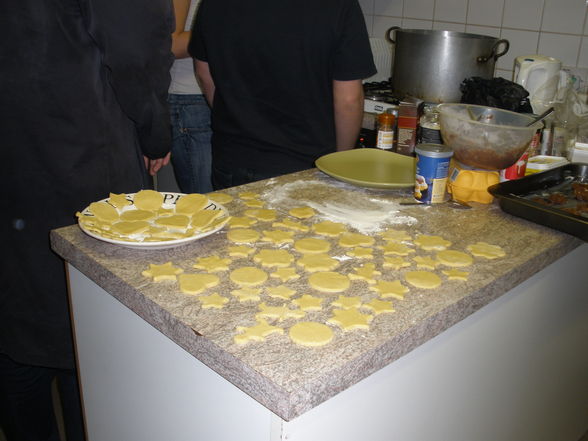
376,112,395,150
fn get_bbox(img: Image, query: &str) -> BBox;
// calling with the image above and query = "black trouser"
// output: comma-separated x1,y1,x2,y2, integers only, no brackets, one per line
0,353,85,441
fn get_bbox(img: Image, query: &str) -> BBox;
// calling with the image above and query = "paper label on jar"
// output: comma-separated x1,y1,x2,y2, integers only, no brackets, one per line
376,130,394,150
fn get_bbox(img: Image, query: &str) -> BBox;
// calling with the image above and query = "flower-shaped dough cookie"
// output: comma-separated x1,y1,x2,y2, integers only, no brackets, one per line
193,255,232,272
253,249,294,268
414,234,451,251
178,273,220,294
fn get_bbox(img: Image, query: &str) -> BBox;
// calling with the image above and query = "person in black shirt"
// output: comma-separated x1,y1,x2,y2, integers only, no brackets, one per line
189,0,376,189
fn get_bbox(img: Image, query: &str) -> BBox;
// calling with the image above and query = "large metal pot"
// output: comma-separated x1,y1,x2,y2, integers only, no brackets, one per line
386,27,509,103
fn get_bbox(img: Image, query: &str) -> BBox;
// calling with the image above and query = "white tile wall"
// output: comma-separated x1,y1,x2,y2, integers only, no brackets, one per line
366,0,588,77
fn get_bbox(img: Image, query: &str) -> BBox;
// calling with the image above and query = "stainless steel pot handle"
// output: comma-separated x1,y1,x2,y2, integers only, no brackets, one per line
477,39,509,63
385,26,401,44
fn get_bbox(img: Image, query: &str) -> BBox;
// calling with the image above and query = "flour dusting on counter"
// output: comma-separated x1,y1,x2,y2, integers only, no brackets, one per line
262,180,417,234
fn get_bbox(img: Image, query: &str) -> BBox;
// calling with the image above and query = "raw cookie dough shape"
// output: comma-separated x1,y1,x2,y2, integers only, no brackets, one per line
292,295,323,311
193,255,232,272
379,242,415,256
294,237,331,254
228,245,256,258
312,220,347,237
175,193,209,215
199,293,229,309
261,229,295,245
111,220,151,237
405,270,442,289
256,303,305,321
272,218,310,232
338,232,375,248
178,273,220,294
288,206,316,219
380,228,411,242
369,280,409,300
108,193,132,209
133,189,164,211
383,256,411,270
120,209,157,222
362,299,395,315
327,308,373,331
234,319,284,344
348,263,381,284
231,287,262,302
289,322,334,347
227,228,260,244
266,285,297,300
228,216,258,229
253,249,294,268
308,271,350,293
467,242,506,259
230,266,268,287
207,192,233,205
436,250,473,267
270,267,300,282
346,247,374,259
332,295,362,309
442,269,469,281
244,199,265,208
191,209,224,231
244,208,277,222
238,191,260,200
414,234,452,251
155,214,191,230
413,255,439,269
142,262,184,282
88,201,119,223
297,253,339,272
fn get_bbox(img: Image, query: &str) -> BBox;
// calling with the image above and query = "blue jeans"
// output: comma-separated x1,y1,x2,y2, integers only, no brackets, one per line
168,94,213,194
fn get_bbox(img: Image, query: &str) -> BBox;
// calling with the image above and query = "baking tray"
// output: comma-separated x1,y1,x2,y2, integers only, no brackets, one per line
487,163,588,241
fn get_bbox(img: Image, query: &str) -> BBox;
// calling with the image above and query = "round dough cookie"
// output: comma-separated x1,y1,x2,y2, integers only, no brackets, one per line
308,271,350,293
253,249,294,267
88,201,119,223
230,266,268,286
405,270,442,289
243,208,277,222
227,228,260,244
289,322,334,347
133,189,164,211
436,250,473,267
175,193,209,215
312,220,347,237
294,237,331,254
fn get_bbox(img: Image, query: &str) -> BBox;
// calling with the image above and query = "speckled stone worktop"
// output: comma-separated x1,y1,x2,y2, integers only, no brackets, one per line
50,168,583,421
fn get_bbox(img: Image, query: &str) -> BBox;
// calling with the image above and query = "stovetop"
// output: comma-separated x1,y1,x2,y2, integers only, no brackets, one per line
363,79,402,104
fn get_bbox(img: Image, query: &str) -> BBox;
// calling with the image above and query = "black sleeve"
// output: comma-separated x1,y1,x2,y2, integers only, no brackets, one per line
83,0,175,159
188,0,207,61
332,0,376,81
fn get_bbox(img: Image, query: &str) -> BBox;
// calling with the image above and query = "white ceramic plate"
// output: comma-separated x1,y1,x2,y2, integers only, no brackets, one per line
78,192,229,250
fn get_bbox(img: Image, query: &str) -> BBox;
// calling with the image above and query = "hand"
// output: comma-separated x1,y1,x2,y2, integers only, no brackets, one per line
144,152,171,176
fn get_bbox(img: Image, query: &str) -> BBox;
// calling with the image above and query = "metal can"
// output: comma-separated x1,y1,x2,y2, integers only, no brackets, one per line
414,143,453,204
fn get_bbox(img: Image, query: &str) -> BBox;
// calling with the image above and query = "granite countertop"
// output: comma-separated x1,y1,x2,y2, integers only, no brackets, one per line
50,168,583,421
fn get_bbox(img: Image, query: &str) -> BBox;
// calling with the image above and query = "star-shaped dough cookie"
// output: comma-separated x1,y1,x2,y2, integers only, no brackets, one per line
199,293,229,309
379,242,415,256
362,299,395,315
141,262,184,282
442,269,469,281
413,255,439,269
466,242,506,259
253,249,294,267
288,206,315,219
272,218,310,232
369,280,409,300
297,253,339,272
382,256,411,270
414,234,451,251
331,295,362,309
255,303,305,321
312,221,347,237
348,263,381,284
292,295,323,311
231,287,262,302
327,308,373,331
178,273,219,294
261,229,295,245
266,285,297,300
193,255,232,272
270,267,300,282
338,232,375,248
234,319,284,344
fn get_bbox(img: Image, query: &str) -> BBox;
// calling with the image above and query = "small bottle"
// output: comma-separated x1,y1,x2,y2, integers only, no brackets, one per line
418,105,443,145
376,112,395,150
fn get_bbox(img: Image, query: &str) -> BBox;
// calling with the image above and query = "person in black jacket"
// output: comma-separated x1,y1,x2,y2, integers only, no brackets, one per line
0,0,174,439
